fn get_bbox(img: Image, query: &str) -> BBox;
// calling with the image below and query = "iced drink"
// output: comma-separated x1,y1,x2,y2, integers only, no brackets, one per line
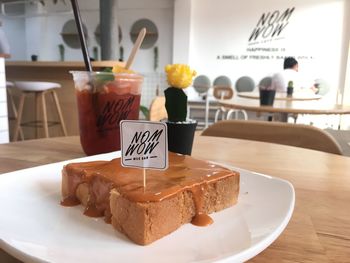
71,71,143,155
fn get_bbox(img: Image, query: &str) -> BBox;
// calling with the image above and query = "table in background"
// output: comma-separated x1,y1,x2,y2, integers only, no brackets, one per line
220,96,350,122
237,91,322,101
1,136,350,262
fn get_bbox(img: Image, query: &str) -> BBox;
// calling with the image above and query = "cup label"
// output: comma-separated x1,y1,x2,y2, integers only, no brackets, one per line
120,120,168,170
96,96,137,131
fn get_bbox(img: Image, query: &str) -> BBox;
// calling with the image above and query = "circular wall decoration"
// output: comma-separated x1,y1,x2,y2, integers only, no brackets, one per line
60,19,88,49
130,19,158,49
95,24,122,45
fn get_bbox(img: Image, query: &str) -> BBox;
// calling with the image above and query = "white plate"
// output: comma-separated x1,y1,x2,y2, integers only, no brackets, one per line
0,152,295,263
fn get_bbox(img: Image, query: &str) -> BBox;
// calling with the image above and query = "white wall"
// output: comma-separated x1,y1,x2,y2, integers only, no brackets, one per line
0,58,9,143
1,0,174,73
184,0,347,104
1,18,25,60
173,0,192,64
2,0,349,87
341,0,350,104
117,5,173,73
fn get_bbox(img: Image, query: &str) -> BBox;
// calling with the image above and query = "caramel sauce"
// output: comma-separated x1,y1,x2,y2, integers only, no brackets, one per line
83,204,104,218
60,196,80,206
191,214,214,226
61,152,238,226
190,184,213,226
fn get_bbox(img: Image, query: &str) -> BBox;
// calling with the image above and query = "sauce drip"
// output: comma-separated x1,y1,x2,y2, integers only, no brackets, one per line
84,205,104,218
190,184,214,226
191,214,214,226
60,196,80,206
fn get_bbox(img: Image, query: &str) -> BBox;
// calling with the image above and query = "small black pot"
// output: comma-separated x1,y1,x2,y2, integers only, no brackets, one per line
166,121,197,155
259,90,276,106
287,87,294,96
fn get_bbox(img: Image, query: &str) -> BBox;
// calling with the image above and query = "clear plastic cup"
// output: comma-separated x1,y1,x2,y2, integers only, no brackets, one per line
70,71,143,155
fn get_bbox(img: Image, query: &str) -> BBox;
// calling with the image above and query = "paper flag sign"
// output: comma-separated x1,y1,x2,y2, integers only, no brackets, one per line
120,120,168,170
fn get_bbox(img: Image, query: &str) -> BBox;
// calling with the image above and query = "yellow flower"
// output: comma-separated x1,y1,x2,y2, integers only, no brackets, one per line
112,65,135,74
165,64,196,89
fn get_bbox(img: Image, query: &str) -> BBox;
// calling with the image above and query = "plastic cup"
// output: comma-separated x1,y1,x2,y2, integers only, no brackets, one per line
70,71,143,156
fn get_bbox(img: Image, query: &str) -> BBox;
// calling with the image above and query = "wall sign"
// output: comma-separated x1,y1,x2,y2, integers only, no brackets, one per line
216,7,306,62
249,7,295,44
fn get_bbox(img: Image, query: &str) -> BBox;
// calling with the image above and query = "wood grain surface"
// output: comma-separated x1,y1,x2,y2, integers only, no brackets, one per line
220,96,350,115
0,136,350,262
237,91,322,101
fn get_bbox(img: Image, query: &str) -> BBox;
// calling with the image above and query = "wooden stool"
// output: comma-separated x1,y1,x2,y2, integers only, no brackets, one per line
6,81,24,140
12,81,67,141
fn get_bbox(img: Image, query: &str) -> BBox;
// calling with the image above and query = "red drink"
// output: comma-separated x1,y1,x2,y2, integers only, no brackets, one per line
71,71,143,155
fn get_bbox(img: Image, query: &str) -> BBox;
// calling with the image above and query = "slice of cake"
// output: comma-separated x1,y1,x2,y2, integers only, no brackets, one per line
61,152,240,245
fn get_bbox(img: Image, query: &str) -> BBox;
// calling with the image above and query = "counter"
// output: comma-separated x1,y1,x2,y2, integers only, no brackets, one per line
5,61,117,140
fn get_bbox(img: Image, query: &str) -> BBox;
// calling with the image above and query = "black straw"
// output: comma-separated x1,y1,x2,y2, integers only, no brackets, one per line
70,0,92,72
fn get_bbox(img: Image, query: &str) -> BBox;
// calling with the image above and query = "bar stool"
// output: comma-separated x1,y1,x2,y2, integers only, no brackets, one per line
6,81,24,140
12,81,67,141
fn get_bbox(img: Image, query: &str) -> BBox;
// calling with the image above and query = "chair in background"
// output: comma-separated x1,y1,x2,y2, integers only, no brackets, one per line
201,120,343,155
225,75,255,120
148,96,167,121
193,75,211,95
258,76,272,89
213,76,233,122
12,81,67,141
212,75,248,121
213,75,231,88
192,75,211,128
235,76,255,92
325,128,350,156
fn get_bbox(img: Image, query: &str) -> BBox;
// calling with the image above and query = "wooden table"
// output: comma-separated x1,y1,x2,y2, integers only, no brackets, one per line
220,96,350,122
238,91,322,101
1,136,350,262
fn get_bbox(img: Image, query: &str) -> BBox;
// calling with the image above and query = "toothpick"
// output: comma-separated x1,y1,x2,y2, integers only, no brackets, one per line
143,168,146,189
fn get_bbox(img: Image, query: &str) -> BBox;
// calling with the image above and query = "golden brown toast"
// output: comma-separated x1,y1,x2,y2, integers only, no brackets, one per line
61,152,240,245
